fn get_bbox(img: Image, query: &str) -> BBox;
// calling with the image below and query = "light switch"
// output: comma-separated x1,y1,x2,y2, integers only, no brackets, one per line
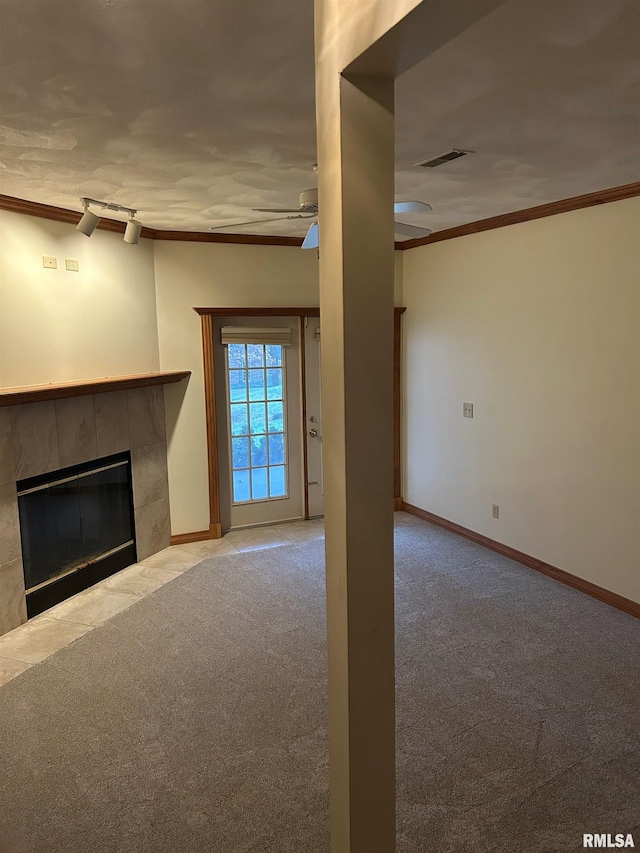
463,402,474,418
65,258,80,272
43,256,57,269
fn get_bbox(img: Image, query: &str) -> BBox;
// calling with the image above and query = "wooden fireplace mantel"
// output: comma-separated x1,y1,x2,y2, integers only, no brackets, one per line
0,370,191,407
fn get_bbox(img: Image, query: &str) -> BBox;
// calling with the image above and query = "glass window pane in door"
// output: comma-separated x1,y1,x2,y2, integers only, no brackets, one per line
269,466,286,498
247,344,264,367
251,468,268,500
229,370,247,402
248,369,265,401
265,345,282,366
233,470,251,503
230,404,249,436
232,437,249,469
267,401,284,433
249,402,266,434
250,435,267,468
268,433,285,465
266,368,283,400
228,344,246,368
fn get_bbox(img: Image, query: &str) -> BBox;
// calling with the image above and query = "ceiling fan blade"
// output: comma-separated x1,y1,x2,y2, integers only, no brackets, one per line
252,207,304,213
394,201,433,214
301,222,319,250
210,216,293,230
394,222,432,238
210,214,314,231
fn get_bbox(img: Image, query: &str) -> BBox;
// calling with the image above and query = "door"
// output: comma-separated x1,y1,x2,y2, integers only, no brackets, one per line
304,317,324,517
214,317,304,530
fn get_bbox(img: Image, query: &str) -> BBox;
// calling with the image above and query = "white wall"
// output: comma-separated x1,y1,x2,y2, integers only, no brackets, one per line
403,196,640,603
0,208,405,535
153,240,320,535
153,240,406,535
0,210,159,386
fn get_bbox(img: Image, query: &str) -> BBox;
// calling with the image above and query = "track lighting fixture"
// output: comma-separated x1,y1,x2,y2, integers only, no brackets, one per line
124,215,142,245
76,200,101,237
76,197,143,244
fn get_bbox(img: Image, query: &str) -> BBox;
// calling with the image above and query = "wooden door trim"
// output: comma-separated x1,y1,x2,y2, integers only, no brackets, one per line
393,308,405,509
200,313,222,539
300,317,311,519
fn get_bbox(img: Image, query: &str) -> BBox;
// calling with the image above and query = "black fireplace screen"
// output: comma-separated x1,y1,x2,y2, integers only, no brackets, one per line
17,452,136,613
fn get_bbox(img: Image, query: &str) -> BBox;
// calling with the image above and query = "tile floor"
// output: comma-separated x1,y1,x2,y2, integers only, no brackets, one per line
0,517,325,688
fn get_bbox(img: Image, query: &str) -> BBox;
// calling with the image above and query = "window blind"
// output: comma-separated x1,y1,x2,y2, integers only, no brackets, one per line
220,327,292,346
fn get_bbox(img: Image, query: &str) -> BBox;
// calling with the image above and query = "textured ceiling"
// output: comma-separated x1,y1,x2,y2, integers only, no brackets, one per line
0,0,638,237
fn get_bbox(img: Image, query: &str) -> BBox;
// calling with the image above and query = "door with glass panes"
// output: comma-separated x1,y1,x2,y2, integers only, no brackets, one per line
214,317,304,530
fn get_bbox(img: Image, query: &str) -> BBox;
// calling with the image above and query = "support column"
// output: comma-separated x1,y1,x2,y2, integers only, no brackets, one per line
314,3,509,850
318,70,396,853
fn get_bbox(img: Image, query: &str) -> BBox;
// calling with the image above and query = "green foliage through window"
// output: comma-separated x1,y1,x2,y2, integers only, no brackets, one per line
227,343,288,502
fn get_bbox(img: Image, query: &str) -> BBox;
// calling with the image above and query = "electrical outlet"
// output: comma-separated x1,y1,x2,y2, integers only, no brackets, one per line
43,256,57,269
65,258,80,272
463,402,474,418
492,504,500,519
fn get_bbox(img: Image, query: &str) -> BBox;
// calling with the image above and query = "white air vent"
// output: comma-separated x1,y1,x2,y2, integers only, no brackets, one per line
414,149,473,169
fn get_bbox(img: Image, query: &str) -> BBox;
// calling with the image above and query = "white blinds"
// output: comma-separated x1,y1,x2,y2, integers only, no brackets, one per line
220,327,292,346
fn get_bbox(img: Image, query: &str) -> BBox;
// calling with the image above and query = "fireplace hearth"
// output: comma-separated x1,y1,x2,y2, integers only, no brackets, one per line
0,384,173,637
17,452,137,618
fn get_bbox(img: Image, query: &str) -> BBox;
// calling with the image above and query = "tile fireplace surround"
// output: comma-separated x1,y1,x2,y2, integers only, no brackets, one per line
0,385,171,637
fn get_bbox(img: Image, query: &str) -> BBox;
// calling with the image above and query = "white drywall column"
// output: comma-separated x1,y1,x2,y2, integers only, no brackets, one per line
314,2,509,850
319,70,397,853
315,2,410,849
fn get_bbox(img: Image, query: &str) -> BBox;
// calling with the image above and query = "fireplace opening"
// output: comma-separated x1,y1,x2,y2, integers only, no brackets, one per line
17,451,137,618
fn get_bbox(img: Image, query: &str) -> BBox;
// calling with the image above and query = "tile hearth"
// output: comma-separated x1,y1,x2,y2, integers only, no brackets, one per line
0,385,172,637
0,519,326,687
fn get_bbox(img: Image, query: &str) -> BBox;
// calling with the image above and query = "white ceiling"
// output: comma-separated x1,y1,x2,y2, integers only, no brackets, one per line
1,0,638,237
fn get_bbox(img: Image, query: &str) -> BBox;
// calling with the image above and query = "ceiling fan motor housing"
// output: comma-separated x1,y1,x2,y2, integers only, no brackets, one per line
299,188,319,212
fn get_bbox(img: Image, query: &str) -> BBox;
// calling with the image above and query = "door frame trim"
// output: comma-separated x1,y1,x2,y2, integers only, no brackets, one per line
300,317,310,520
195,306,405,539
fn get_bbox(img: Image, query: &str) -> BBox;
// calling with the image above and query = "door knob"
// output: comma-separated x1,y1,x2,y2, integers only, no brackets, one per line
308,429,318,438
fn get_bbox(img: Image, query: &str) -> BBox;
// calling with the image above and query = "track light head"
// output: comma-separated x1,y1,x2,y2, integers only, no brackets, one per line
124,216,142,244
76,200,100,237
76,197,143,243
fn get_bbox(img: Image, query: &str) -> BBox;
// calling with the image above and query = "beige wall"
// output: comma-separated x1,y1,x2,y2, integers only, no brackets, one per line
0,210,159,386
153,240,320,535
0,209,404,535
402,196,640,603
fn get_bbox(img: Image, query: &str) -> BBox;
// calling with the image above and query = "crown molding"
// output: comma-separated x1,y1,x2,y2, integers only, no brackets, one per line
2,181,638,250
0,193,158,237
0,194,303,246
150,229,303,247
398,181,640,250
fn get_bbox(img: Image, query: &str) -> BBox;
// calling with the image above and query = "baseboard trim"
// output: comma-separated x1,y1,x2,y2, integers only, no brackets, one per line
170,529,211,546
401,502,640,619
394,496,404,511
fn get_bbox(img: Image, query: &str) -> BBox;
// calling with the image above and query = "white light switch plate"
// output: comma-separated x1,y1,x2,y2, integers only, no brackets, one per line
463,402,474,418
65,258,80,272
43,256,57,269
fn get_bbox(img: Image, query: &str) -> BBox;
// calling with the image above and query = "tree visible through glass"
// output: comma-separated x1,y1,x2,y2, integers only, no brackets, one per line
227,343,288,502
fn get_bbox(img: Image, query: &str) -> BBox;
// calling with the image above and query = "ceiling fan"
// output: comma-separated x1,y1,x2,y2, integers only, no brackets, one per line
209,188,432,249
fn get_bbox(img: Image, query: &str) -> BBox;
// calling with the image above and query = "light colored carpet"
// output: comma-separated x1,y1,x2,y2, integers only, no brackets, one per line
0,519,638,852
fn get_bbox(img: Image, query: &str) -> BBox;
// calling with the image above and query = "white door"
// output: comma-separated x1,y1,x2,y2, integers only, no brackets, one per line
214,317,304,530
304,318,324,518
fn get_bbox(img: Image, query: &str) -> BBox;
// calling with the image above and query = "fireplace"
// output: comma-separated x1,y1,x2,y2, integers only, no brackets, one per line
17,452,137,618
0,383,174,637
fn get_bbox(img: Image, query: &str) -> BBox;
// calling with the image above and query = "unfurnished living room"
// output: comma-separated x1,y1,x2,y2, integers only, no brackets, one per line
0,1,638,852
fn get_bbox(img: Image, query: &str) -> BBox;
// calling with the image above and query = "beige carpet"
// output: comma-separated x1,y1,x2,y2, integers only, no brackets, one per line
0,518,638,852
